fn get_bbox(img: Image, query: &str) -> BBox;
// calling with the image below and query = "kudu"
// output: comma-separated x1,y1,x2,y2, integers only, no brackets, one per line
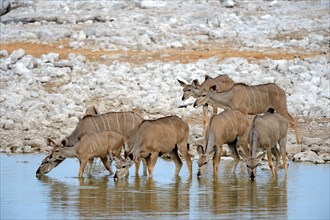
36,131,126,177
178,74,235,136
114,115,192,180
194,83,301,144
196,110,250,178
61,109,146,175
241,112,289,180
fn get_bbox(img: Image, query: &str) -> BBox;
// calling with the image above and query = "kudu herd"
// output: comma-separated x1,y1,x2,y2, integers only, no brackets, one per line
37,74,300,180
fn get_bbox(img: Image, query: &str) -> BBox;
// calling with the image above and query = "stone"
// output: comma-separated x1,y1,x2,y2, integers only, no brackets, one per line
9,49,25,64
13,62,31,75
302,137,324,147
286,144,302,159
293,151,325,164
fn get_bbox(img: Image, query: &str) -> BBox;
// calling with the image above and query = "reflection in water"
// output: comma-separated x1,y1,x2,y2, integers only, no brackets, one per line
2,155,328,220
195,166,288,219
37,159,288,219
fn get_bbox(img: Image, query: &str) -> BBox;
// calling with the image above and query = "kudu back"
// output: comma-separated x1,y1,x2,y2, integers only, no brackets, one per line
62,111,143,150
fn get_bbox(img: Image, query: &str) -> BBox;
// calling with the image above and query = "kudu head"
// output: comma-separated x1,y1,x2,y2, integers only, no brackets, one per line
177,79,202,101
36,139,66,176
196,145,216,178
113,155,134,181
240,151,265,180
193,85,217,108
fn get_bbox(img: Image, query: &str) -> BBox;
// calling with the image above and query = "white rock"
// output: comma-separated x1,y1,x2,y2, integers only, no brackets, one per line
9,49,25,64
13,62,31,75
293,151,325,164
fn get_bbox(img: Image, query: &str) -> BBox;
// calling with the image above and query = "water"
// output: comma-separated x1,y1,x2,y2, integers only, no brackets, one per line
1,154,329,220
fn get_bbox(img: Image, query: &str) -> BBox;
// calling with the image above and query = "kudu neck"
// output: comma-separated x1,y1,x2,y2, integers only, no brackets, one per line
208,90,231,108
60,146,77,158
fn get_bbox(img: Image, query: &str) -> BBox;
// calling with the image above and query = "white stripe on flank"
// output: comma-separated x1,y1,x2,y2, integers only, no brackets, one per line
123,113,126,134
273,84,280,102
256,86,263,107
263,85,270,106
251,87,257,108
92,117,100,131
169,118,177,140
157,120,168,145
116,114,120,132
219,116,229,140
224,112,235,136
131,113,135,132
95,132,102,149
86,135,95,153
100,115,106,130
244,86,251,108
105,115,112,130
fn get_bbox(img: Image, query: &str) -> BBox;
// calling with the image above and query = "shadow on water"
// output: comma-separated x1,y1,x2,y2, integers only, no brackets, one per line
1,154,329,219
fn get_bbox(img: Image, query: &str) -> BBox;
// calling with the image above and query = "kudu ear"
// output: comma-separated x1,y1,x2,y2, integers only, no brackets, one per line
177,79,187,87
238,150,248,162
84,105,100,117
204,74,211,80
197,145,204,155
192,79,200,87
47,138,56,147
110,153,122,161
209,85,217,91
128,153,135,161
209,146,217,159
256,152,266,164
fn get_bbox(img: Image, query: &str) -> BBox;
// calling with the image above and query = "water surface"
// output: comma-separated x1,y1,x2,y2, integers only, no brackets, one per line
1,154,329,219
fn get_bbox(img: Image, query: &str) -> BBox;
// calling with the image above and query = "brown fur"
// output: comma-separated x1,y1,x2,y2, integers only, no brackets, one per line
178,74,235,136
243,112,289,179
36,131,126,177
194,83,301,144
114,115,192,179
197,110,250,177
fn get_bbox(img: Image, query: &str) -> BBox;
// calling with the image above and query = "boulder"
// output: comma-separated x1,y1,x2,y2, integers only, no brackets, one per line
286,144,302,159
293,151,325,164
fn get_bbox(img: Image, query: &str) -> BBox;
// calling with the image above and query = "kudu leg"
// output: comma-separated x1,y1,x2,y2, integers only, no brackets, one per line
228,141,240,173
271,145,280,175
279,139,289,175
267,150,275,176
212,146,222,176
87,158,94,176
145,153,158,178
177,142,192,176
203,105,208,137
78,159,88,178
134,157,141,176
100,156,113,175
170,148,183,176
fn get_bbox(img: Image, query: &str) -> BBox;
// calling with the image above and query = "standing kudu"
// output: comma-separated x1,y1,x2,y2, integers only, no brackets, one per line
196,110,250,178
61,109,146,175
194,83,301,144
178,74,235,136
36,131,126,177
114,116,192,179
241,112,289,180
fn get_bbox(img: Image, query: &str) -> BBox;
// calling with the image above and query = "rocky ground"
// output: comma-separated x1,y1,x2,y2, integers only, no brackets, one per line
0,0,329,164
